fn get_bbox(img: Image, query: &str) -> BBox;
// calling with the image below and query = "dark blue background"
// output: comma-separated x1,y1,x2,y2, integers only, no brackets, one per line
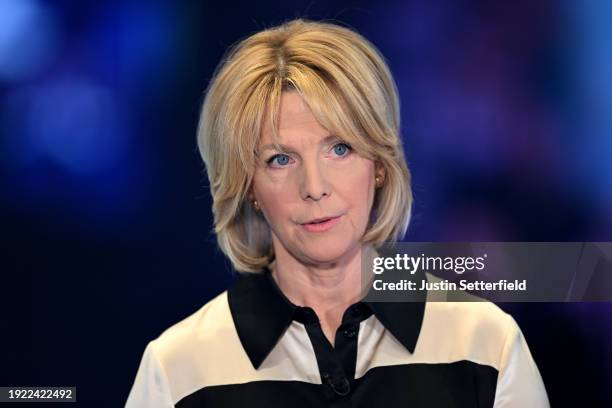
1,0,611,406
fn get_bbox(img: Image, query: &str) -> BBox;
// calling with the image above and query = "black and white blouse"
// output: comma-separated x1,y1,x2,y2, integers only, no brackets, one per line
126,269,549,407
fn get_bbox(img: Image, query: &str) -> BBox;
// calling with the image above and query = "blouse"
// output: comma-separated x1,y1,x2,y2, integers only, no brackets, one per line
126,269,549,407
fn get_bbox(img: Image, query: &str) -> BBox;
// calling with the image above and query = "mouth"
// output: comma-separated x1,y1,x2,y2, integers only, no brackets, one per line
300,215,342,233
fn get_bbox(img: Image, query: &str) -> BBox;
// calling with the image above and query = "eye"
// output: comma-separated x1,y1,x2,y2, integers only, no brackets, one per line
332,142,352,157
266,154,291,168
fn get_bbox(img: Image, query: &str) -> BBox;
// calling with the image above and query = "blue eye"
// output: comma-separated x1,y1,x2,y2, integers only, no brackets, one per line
332,143,351,157
267,154,290,167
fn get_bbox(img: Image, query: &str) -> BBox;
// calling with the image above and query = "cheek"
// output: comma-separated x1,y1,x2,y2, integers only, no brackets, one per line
252,173,294,223
333,160,375,221
347,161,375,204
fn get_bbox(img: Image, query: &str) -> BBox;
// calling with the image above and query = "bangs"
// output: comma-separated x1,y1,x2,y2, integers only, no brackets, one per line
261,66,378,161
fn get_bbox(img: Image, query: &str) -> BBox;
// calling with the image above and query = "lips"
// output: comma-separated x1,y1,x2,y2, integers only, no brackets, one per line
302,216,336,225
300,215,342,233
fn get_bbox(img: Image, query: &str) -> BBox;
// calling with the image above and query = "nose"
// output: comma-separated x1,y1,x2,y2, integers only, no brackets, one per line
299,157,331,201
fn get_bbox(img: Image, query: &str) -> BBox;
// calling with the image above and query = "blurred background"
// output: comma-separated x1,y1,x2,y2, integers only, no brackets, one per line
1,0,610,406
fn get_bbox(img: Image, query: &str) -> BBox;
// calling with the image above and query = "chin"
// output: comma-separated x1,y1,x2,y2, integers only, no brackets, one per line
300,240,356,265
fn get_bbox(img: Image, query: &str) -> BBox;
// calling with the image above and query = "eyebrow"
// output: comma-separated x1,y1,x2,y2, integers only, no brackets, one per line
258,135,341,155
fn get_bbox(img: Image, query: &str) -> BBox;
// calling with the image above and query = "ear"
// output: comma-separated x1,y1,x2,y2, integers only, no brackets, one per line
246,185,255,201
375,162,386,182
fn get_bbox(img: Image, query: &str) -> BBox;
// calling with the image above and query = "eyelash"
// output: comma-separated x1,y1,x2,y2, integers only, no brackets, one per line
265,142,353,168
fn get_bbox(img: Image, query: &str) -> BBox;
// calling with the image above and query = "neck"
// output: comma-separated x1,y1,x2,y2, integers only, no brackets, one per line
270,241,376,345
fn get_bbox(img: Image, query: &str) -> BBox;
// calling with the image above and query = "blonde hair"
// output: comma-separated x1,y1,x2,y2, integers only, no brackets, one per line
197,18,412,272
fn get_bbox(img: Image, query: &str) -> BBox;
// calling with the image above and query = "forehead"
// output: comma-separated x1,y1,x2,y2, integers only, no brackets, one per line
260,91,329,144
277,91,314,128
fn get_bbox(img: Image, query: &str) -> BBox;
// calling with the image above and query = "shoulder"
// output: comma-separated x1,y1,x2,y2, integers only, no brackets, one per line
127,290,257,406
148,289,256,381
412,301,549,406
151,290,232,357
143,289,258,401
417,300,518,371
425,300,515,335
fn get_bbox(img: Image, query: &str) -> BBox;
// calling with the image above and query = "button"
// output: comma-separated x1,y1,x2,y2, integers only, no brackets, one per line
343,328,357,339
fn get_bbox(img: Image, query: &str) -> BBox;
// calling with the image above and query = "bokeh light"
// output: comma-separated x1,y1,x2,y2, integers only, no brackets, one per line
0,0,60,82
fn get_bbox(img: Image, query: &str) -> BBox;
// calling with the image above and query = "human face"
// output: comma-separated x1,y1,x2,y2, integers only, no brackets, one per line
250,91,383,267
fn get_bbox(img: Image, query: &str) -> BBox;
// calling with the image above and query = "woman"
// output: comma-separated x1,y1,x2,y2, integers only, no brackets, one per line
126,19,549,407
